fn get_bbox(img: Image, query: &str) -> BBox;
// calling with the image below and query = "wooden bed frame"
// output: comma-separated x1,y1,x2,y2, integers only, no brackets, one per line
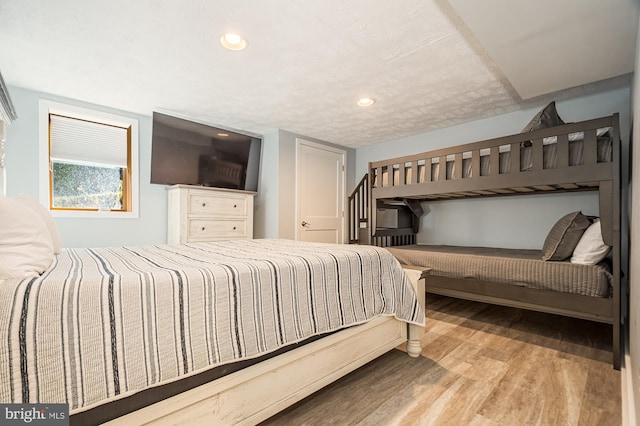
96,268,425,425
350,113,621,369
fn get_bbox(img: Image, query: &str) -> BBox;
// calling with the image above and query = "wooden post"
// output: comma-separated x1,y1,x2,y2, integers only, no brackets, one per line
584,129,597,165
472,150,480,177
556,134,569,168
402,266,428,357
532,139,543,170
490,146,499,175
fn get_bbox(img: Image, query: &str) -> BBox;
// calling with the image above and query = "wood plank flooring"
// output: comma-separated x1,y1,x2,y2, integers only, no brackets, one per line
260,294,621,426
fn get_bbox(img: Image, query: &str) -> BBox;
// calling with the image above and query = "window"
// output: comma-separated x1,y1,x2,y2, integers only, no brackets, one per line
39,100,139,218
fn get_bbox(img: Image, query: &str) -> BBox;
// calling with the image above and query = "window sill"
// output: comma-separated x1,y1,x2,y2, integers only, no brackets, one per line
50,209,139,219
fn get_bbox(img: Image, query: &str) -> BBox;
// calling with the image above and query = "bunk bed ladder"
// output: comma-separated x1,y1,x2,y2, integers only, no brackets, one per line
348,173,369,244
349,172,419,247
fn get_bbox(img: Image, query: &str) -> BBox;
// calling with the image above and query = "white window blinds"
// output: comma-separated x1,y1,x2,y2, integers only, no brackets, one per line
50,114,129,168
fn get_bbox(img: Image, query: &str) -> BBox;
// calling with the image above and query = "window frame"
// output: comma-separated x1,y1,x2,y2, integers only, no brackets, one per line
39,99,139,218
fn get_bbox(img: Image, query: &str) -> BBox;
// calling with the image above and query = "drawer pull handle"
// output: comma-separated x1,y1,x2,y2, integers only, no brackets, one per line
233,204,237,208
202,203,206,207
201,227,205,231
233,226,237,230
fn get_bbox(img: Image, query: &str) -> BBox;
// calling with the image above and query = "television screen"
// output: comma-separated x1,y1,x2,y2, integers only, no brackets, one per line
150,112,262,192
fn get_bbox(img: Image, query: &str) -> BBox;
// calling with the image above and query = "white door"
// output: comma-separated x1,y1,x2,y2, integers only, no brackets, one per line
296,139,346,243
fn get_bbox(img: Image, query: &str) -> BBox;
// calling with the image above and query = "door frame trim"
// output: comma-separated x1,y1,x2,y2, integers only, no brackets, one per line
295,138,347,243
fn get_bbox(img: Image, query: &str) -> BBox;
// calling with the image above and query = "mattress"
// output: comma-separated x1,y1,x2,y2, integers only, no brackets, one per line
0,239,424,414
385,244,612,297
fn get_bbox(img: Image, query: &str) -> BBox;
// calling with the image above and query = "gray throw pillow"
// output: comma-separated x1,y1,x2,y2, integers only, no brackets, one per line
522,101,565,133
541,211,591,261
521,101,565,147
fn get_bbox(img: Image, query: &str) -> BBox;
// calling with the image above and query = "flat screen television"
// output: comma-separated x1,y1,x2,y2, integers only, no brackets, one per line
150,112,262,192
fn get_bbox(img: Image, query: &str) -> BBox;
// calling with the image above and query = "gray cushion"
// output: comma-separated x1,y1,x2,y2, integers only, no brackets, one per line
541,211,591,261
521,101,565,148
522,101,565,133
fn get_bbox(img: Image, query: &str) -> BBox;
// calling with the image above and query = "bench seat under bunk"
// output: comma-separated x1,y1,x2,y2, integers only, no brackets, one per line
386,244,613,323
366,113,621,369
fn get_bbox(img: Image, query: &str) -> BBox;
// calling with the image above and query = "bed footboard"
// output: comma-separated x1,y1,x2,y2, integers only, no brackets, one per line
104,316,418,425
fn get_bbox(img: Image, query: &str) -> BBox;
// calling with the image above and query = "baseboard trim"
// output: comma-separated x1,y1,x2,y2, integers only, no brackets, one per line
623,341,637,426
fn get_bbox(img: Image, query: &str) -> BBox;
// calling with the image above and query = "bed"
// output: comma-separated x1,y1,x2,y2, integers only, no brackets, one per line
0,231,425,425
349,103,621,368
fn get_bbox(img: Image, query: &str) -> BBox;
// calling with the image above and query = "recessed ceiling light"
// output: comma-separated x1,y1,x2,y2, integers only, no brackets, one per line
217,133,229,137
357,97,376,107
220,33,247,51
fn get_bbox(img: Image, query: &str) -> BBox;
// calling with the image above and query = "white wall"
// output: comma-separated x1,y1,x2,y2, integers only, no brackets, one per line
257,129,355,240
5,86,353,246
418,191,600,249
356,87,631,249
0,120,6,195
627,10,640,424
253,129,280,238
7,84,629,250
6,86,168,248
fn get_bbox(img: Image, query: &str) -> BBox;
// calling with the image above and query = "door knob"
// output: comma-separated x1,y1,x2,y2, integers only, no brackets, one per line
301,221,310,227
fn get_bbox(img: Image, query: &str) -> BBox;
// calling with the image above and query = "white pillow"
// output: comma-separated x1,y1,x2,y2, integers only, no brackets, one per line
570,219,611,265
0,195,55,280
13,193,62,254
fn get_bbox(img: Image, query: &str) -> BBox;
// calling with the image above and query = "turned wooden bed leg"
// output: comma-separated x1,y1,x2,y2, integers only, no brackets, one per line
406,323,423,357
403,266,427,357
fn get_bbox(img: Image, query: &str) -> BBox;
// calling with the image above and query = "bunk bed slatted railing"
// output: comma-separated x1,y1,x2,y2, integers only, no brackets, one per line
370,115,616,201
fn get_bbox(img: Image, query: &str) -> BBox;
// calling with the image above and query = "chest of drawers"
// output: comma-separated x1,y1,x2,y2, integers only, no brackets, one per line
167,185,255,243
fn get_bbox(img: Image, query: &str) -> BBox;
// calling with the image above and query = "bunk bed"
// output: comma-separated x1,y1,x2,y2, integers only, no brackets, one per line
357,109,621,369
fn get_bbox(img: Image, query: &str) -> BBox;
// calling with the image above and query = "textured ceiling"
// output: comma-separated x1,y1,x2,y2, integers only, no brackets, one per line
0,0,636,148
448,0,638,100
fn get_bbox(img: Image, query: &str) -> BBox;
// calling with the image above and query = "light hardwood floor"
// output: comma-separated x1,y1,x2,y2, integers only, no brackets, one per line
261,294,621,425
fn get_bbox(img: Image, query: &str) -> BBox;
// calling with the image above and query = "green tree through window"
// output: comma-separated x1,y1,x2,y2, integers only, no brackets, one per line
52,162,123,210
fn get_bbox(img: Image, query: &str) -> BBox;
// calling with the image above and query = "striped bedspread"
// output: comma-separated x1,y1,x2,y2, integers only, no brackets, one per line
0,239,423,413
386,244,612,297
